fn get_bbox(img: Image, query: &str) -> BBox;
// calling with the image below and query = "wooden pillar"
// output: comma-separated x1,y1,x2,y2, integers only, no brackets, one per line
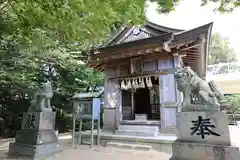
199,35,207,79
131,92,134,119
158,58,177,134
173,55,182,112
102,69,121,132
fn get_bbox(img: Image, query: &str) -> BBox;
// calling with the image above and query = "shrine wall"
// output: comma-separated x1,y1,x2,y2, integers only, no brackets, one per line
102,55,182,132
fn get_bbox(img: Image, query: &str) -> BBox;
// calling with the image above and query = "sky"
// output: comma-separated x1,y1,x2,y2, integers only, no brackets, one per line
146,0,240,56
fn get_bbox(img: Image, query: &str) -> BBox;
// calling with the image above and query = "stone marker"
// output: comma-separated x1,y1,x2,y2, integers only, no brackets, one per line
8,80,61,159
170,67,240,160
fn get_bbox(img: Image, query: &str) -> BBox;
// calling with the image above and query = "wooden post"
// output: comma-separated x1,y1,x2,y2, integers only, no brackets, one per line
72,108,76,147
90,119,94,147
131,92,134,119
97,119,100,145
78,119,82,145
173,55,182,112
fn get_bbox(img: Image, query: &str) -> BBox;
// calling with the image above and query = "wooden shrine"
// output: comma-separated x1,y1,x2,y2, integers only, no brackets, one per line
87,21,213,134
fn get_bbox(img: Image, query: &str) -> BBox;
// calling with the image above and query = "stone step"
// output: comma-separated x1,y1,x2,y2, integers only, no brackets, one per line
106,142,152,151
118,125,159,132
115,130,159,137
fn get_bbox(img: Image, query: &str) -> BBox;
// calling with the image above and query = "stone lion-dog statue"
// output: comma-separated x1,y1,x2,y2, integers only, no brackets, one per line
174,66,224,111
28,80,53,112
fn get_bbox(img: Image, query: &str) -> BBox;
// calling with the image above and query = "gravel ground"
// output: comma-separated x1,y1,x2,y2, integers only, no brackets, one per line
45,145,171,160
0,140,171,160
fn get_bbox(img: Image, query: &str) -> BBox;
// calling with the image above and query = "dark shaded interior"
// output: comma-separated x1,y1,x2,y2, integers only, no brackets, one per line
134,87,151,117
134,77,160,120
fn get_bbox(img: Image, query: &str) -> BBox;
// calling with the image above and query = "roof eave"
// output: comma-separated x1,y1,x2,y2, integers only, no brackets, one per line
174,22,213,41
173,22,213,77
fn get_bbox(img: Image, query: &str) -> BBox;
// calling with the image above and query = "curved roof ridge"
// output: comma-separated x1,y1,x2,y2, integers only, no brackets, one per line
100,25,128,47
146,20,184,33
100,20,186,48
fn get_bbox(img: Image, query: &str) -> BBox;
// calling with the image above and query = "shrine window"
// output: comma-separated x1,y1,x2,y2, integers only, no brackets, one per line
119,63,130,76
107,66,117,77
158,58,174,69
143,59,158,71
131,57,142,73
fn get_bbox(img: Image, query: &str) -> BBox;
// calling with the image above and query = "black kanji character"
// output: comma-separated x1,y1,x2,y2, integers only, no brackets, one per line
24,113,36,129
190,116,220,139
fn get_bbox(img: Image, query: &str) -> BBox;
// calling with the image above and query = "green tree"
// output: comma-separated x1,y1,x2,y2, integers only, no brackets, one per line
208,33,237,65
150,0,240,13
1,0,146,51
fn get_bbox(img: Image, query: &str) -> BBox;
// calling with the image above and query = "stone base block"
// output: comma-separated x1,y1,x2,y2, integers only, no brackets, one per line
170,140,240,160
177,111,230,145
102,108,117,132
8,110,61,159
15,129,58,145
8,141,61,159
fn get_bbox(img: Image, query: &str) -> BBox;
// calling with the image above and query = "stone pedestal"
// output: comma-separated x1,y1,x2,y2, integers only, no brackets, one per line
8,109,61,159
170,111,240,160
102,107,117,132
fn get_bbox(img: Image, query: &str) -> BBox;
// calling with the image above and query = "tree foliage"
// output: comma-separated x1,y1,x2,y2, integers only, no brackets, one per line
224,94,240,115
208,33,237,65
1,0,146,50
201,0,240,13
150,0,240,13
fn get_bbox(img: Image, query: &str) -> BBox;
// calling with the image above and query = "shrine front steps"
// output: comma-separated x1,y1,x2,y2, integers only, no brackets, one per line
118,125,159,132
115,125,159,137
74,130,176,154
106,142,152,151
115,130,159,137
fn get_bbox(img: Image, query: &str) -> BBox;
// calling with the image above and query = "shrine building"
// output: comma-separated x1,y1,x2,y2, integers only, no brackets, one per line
88,21,213,134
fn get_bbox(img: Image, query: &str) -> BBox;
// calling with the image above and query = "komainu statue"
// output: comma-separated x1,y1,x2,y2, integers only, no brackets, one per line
28,80,53,112
174,66,224,111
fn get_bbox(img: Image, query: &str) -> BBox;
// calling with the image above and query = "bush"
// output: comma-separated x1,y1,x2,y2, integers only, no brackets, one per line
55,109,72,133
227,94,240,114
